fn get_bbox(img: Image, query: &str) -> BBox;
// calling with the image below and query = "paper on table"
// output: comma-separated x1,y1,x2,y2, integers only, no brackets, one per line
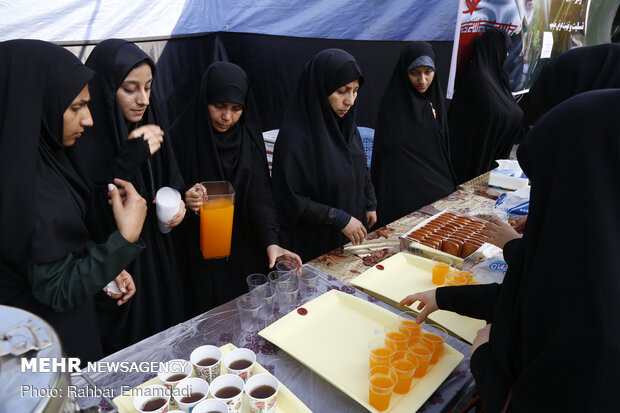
350,252,486,344
259,290,464,413
112,343,310,413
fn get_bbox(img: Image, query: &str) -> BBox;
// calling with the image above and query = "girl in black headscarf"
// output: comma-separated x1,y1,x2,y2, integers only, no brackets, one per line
169,62,301,314
371,42,455,228
448,29,524,184
401,89,620,411
523,42,620,131
0,40,147,363
271,49,377,262
70,39,186,354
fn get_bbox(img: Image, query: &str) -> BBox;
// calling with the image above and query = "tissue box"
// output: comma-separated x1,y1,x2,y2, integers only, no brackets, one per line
488,160,529,190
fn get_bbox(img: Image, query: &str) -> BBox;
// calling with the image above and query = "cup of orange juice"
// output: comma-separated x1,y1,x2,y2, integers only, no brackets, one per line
421,323,448,364
368,365,397,412
407,340,433,378
444,271,468,286
369,337,396,369
199,181,235,259
455,270,474,284
397,311,421,338
389,350,419,394
431,256,453,285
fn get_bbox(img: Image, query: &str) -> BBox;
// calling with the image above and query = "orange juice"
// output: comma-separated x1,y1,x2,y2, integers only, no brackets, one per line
399,319,422,338
432,262,451,285
369,375,394,411
385,331,408,351
423,333,444,364
200,198,234,259
408,343,432,377
391,358,417,394
370,347,394,369
455,270,473,284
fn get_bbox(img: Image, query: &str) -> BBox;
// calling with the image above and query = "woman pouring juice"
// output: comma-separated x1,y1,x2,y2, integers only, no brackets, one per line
170,62,301,316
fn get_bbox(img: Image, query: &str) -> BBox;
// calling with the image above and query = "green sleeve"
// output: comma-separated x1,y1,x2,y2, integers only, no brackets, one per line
27,230,145,312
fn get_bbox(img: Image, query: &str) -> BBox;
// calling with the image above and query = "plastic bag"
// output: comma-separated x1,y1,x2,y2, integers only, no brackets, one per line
494,186,530,218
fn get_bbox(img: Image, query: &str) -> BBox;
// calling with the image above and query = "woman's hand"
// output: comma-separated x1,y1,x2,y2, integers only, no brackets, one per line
342,216,367,245
510,215,527,234
366,210,377,229
399,289,438,323
185,183,205,213
151,198,186,228
109,178,147,243
471,324,491,355
128,124,164,155
103,270,137,306
267,245,303,271
482,217,521,249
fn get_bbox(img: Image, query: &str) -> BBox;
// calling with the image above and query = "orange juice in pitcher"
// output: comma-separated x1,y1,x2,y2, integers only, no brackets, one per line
199,181,235,259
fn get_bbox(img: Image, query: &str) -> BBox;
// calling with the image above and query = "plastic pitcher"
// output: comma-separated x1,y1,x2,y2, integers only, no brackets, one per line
199,181,235,259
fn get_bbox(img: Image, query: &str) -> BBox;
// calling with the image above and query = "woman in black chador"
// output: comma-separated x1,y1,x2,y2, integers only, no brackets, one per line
271,49,377,262
0,40,147,362
170,62,301,315
448,29,523,184
70,39,186,354
401,89,620,411
371,42,455,228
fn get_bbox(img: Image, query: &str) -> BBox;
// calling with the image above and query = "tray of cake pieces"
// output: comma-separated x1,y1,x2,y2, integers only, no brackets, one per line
399,210,501,269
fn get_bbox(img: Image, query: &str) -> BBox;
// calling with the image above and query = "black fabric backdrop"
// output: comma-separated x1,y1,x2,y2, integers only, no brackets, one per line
153,32,453,130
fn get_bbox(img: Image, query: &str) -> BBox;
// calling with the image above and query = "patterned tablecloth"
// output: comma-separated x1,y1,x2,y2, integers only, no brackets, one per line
308,189,498,285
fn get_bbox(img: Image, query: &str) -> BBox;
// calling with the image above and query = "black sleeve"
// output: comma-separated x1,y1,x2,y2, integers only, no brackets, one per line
110,138,150,182
435,283,501,323
365,169,377,211
248,143,280,249
470,342,513,413
503,237,524,267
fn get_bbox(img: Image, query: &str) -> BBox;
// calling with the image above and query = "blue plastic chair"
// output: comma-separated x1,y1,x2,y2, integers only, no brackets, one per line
357,126,375,169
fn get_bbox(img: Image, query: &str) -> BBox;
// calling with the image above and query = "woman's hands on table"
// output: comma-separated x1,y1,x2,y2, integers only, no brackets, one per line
510,215,527,234
342,216,367,245
267,245,303,271
471,324,491,355
366,210,377,229
399,289,438,323
482,217,521,249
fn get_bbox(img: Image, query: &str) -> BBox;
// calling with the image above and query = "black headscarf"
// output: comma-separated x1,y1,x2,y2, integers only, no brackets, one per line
487,89,620,410
71,39,183,210
0,39,94,289
448,29,524,184
0,39,103,361
370,42,455,227
169,62,279,314
523,42,620,129
271,49,369,261
171,62,266,221
69,39,185,353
